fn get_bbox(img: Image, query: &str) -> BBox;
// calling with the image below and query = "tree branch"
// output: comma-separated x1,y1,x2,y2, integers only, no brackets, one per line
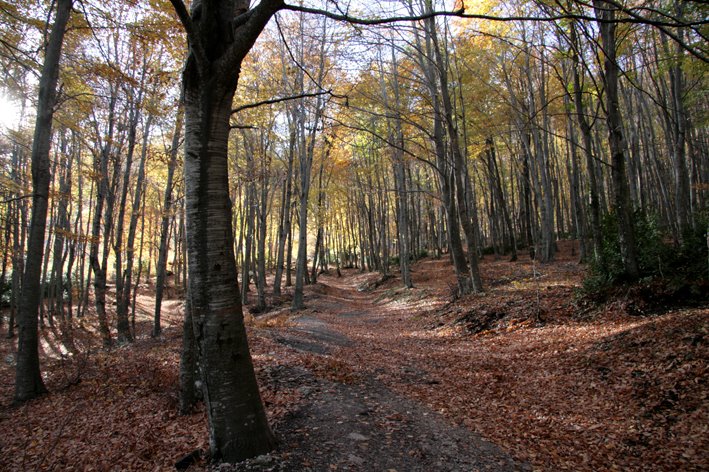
282,2,707,27
231,90,335,114
2,194,35,204
167,0,207,67
282,3,465,26
229,123,259,130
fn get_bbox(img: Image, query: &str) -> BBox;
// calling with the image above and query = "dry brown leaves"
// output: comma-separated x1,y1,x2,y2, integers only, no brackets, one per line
1,241,706,471
0,296,306,471
318,241,708,471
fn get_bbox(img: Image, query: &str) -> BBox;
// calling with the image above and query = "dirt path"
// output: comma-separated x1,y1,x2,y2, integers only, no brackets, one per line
249,272,529,472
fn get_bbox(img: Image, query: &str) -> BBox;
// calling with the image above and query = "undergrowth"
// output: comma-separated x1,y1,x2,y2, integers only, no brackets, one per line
582,211,709,308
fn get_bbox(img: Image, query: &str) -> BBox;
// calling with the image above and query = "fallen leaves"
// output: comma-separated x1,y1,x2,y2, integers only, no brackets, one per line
0,240,706,471
285,241,708,471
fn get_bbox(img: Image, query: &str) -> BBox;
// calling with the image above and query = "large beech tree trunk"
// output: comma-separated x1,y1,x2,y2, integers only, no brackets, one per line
174,0,279,462
15,0,73,402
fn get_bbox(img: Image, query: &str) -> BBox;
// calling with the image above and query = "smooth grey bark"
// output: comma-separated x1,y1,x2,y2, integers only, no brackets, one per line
89,87,118,348
132,179,149,334
174,0,278,461
272,128,294,297
9,173,25,338
273,43,297,296
76,145,91,319
410,7,471,294
254,131,271,312
50,138,71,322
427,15,482,291
485,138,517,261
240,147,255,304
0,204,10,329
378,42,412,288
569,22,604,265
292,15,328,310
14,0,72,403
535,43,556,262
661,7,692,238
564,93,588,262
179,295,198,414
113,94,142,344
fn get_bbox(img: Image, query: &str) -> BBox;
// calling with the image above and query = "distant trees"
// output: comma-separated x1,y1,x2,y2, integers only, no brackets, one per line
1,0,705,464
4,0,186,395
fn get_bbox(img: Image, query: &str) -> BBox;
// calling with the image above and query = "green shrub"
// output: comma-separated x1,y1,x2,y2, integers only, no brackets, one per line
584,210,708,294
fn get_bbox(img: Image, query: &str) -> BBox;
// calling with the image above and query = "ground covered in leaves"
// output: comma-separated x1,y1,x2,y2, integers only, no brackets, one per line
1,240,707,471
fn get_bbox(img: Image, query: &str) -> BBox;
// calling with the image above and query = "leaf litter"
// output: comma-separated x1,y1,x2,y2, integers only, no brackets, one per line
0,240,706,471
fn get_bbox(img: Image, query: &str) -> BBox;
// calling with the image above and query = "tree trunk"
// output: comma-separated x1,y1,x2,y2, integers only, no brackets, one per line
177,0,279,461
570,21,604,265
14,0,72,403
410,11,471,294
154,104,184,337
594,0,640,280
427,16,483,291
120,114,153,338
273,128,295,296
89,87,118,348
179,295,198,414
113,100,141,344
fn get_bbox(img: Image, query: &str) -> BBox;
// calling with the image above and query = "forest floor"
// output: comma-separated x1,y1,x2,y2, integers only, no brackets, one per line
0,240,707,471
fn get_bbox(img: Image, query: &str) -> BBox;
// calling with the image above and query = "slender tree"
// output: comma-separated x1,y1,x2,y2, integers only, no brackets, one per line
14,0,73,403
154,103,184,337
593,0,640,280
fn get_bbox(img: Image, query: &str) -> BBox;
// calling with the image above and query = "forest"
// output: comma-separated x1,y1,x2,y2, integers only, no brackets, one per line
0,0,707,470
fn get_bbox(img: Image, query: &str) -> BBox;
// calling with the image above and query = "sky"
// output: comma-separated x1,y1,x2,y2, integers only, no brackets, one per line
0,93,22,130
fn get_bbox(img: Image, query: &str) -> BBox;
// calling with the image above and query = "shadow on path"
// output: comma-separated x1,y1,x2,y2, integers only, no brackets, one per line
248,273,530,471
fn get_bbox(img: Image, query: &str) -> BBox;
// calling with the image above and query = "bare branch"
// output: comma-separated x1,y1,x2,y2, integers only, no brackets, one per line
2,194,34,204
231,90,335,114
282,2,707,27
281,1,706,62
282,3,465,26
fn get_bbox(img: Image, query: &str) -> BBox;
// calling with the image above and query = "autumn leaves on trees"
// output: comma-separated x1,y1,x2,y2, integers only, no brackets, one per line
1,0,706,465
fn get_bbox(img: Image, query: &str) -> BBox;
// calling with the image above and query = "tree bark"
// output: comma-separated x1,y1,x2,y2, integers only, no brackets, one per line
176,0,279,461
120,114,153,338
428,17,483,291
570,21,604,266
594,0,640,280
154,104,184,337
15,0,73,403
113,98,141,344
272,128,295,296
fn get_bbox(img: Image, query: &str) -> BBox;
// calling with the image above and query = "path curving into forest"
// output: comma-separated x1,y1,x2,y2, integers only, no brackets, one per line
258,270,530,472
